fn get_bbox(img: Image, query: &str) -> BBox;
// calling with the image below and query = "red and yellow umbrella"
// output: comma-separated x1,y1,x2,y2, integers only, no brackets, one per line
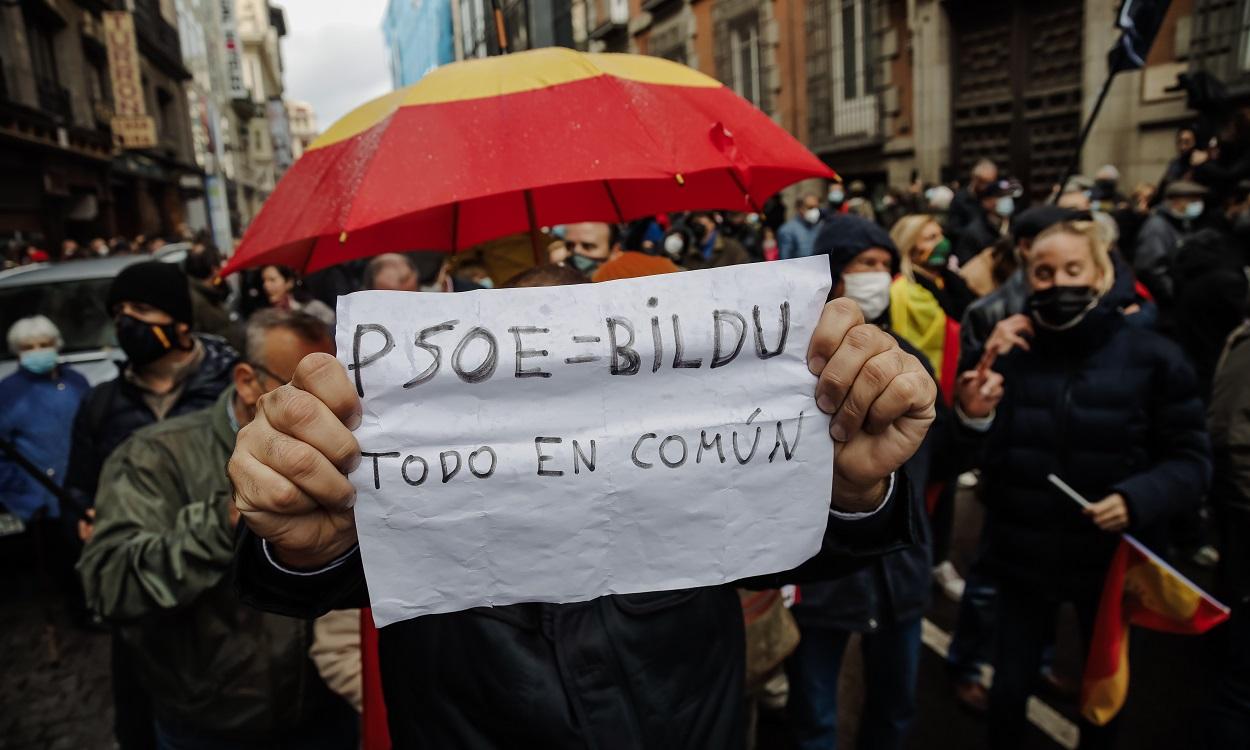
222,47,833,275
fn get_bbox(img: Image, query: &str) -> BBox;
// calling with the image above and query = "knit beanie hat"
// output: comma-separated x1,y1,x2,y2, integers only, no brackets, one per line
814,213,900,281
107,261,193,324
592,251,681,282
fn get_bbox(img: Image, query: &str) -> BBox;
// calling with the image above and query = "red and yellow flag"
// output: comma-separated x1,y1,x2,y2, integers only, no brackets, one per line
1081,535,1229,725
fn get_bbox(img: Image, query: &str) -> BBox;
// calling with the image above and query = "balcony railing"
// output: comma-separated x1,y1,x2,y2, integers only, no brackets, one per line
0,59,78,123
36,77,72,121
132,0,186,75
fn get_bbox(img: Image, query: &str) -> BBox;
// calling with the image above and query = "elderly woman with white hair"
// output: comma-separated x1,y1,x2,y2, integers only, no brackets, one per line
0,315,90,522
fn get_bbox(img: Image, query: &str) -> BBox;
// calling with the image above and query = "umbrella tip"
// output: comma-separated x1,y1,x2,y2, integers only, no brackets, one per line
339,231,348,244
675,173,685,186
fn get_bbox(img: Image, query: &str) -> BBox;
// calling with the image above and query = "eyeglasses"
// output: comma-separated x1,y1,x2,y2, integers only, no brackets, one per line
250,362,288,387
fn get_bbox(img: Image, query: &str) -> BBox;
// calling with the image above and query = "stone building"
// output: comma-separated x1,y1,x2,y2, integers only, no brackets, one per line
0,0,201,247
800,0,1202,200
403,0,1239,207
232,0,287,230
285,98,316,161
0,0,115,248
110,0,200,240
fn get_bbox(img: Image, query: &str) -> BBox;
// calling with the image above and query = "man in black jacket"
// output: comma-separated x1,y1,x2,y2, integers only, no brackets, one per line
953,178,1016,265
66,260,237,750
67,262,238,511
946,158,998,249
229,284,936,749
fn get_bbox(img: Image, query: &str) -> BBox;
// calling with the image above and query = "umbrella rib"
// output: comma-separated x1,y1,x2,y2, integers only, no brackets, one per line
602,180,625,223
725,167,762,213
451,201,460,253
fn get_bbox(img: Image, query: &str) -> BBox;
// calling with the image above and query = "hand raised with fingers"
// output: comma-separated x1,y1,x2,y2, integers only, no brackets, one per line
228,352,363,569
807,298,937,513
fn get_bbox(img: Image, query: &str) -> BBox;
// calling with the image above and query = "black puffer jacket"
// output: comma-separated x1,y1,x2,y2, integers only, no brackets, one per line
972,291,1211,598
66,335,238,503
235,474,919,749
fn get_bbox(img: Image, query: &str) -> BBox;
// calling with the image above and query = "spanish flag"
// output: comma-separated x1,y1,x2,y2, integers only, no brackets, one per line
1081,535,1230,725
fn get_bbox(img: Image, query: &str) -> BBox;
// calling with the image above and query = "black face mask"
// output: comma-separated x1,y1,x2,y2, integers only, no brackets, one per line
1028,285,1098,330
115,314,186,367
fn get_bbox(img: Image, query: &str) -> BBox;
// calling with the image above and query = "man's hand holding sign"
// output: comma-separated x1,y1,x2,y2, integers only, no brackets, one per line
229,258,935,625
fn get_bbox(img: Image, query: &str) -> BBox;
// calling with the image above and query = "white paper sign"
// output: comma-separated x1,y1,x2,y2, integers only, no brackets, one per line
336,256,835,627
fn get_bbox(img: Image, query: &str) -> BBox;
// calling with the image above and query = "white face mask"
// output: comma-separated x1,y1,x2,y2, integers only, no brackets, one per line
663,233,685,258
842,271,892,322
803,207,822,224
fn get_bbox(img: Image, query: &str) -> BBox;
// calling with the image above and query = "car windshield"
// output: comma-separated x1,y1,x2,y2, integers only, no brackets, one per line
0,278,118,359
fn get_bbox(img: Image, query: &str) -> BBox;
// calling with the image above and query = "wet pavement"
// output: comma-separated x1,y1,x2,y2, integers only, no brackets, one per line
0,488,1222,749
0,531,113,750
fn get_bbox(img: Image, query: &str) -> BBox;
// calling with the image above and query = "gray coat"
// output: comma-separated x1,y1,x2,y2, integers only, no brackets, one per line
1134,210,1190,306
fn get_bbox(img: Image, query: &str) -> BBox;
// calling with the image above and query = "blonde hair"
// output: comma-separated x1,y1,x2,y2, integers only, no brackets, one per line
1030,221,1115,295
889,213,940,282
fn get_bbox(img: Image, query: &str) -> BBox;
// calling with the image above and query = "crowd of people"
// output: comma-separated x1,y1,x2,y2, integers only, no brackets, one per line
1,231,197,268
1,116,1249,750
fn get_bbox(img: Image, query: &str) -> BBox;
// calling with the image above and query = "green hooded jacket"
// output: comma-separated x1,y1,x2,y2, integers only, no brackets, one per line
78,387,326,738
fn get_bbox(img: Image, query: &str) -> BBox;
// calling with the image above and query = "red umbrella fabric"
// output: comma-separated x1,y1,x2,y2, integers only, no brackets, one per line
222,47,833,275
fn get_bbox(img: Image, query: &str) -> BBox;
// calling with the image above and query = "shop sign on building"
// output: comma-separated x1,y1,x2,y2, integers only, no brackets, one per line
103,11,158,149
220,0,249,99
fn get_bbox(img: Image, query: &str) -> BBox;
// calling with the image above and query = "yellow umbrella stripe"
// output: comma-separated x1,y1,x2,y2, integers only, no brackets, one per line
310,48,722,151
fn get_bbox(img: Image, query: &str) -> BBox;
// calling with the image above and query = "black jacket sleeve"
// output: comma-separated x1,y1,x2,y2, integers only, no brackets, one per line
737,468,919,589
64,392,102,506
1112,339,1213,529
233,528,369,618
236,470,920,615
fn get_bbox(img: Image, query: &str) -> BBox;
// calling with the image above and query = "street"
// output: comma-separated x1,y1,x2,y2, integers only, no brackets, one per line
0,487,1217,750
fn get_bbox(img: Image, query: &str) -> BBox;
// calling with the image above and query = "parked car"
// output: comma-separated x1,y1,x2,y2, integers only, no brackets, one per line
0,244,190,386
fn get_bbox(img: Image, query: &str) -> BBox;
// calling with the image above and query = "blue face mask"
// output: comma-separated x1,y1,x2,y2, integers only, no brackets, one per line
19,347,58,375
1185,200,1204,220
995,196,1015,217
477,277,494,289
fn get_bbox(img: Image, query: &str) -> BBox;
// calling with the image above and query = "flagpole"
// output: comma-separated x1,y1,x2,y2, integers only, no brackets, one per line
1052,72,1116,204
1047,473,1092,509
1046,473,1232,615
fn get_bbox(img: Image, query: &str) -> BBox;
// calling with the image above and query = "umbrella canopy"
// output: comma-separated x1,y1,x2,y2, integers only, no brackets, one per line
222,47,833,275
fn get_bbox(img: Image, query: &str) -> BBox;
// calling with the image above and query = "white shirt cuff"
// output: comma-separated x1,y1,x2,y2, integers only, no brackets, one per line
956,403,996,432
263,539,358,577
830,471,895,520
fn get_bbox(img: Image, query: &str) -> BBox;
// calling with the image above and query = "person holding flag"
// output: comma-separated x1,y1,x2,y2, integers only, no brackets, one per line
955,220,1211,749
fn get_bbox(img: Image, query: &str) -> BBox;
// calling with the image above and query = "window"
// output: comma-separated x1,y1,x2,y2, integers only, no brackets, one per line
729,15,762,107
25,15,59,85
829,0,878,137
157,86,177,142
503,0,528,51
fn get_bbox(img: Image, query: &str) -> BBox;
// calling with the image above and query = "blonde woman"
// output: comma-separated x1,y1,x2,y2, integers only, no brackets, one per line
956,221,1209,748
888,214,976,398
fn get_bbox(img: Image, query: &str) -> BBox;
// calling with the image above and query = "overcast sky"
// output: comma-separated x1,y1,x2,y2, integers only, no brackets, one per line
280,0,393,132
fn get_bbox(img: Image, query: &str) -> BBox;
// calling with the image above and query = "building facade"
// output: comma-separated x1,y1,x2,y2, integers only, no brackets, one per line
0,0,115,248
285,98,315,160
804,0,1199,200
0,0,202,249
292,0,1241,219
384,0,455,86
233,0,287,229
